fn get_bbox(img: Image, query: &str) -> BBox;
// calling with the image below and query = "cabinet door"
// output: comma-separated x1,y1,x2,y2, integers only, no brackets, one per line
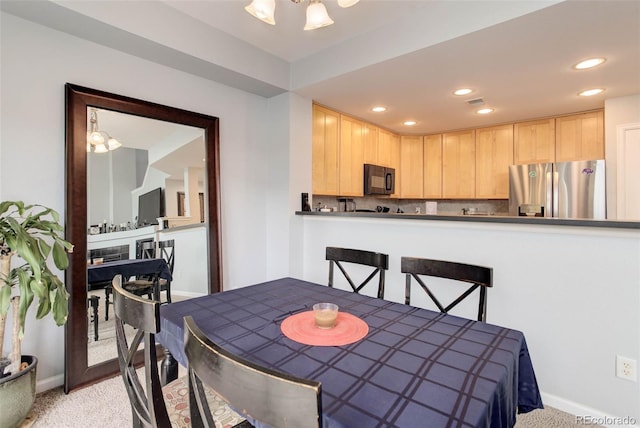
363,123,378,165
400,136,424,198
476,124,513,199
513,118,555,164
389,132,401,198
312,105,339,195
339,115,364,196
555,110,604,162
423,134,442,198
442,130,475,198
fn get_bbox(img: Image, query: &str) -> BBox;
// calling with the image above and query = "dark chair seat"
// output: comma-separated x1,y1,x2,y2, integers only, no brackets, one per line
326,246,389,299
123,240,174,304
401,257,493,322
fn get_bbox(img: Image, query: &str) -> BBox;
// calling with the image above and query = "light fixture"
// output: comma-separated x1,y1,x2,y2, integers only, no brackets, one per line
476,107,494,115
404,120,417,126
87,109,122,153
371,106,387,112
578,88,604,97
453,88,473,96
245,0,359,30
573,58,606,70
244,0,276,25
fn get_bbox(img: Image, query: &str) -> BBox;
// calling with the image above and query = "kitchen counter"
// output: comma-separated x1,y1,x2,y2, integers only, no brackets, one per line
295,210,640,230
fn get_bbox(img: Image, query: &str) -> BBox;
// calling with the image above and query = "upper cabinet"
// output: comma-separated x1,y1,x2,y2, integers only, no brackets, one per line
423,134,442,199
475,124,513,199
339,115,365,197
312,105,340,195
555,110,604,162
442,130,476,198
363,123,379,165
513,118,555,164
400,135,424,198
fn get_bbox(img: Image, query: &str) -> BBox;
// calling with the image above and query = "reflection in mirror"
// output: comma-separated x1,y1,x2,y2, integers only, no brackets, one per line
65,83,221,393
85,109,208,366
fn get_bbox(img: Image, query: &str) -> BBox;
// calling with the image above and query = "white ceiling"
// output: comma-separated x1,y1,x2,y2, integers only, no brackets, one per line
3,0,639,137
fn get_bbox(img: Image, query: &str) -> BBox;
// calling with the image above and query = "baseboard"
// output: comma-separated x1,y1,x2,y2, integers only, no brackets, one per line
36,374,64,394
172,290,206,299
541,391,639,428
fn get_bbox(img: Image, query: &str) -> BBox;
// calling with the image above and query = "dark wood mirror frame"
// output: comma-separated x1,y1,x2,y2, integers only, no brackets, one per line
64,83,222,392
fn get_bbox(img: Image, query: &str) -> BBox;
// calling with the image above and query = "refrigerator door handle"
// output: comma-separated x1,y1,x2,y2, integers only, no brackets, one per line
551,168,558,217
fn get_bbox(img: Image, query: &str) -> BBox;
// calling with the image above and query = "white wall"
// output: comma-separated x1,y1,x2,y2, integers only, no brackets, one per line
0,12,275,387
299,216,640,423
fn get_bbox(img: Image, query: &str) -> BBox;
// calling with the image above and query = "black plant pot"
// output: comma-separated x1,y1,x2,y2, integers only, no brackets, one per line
0,355,37,428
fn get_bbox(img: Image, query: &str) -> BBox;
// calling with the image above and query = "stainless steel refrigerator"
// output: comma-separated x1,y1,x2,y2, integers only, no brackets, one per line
508,160,606,219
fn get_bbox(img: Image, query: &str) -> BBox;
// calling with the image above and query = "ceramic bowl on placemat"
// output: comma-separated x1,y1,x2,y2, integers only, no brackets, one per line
281,311,368,347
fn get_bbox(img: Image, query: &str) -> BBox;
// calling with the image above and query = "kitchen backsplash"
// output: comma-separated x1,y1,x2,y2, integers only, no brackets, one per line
311,195,509,216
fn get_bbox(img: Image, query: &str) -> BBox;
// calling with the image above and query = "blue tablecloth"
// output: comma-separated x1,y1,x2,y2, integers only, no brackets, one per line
87,258,172,284
158,277,542,428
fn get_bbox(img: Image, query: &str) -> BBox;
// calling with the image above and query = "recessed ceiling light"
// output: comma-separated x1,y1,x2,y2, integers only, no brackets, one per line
574,58,606,70
578,88,604,97
404,120,417,126
454,88,473,96
371,106,387,112
476,108,494,115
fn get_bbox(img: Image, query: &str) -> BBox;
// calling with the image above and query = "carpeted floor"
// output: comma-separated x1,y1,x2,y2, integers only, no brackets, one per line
22,372,598,428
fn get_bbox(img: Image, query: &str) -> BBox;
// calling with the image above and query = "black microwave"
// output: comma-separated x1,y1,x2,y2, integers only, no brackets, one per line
364,164,395,195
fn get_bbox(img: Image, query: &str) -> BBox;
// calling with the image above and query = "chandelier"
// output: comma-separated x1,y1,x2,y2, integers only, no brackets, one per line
245,0,360,31
87,109,122,153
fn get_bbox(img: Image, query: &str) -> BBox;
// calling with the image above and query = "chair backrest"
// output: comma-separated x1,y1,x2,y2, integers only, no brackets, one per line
183,316,323,428
401,257,493,322
112,274,171,428
158,240,175,274
139,240,156,260
326,247,389,299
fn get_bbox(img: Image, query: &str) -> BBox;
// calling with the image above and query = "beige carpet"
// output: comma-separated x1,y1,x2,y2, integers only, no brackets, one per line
22,373,597,428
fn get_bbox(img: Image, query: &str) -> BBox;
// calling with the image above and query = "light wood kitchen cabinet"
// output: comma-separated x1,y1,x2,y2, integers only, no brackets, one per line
400,135,424,198
363,123,378,165
378,128,401,198
423,134,442,198
442,130,476,198
513,118,555,164
475,124,513,199
339,115,365,196
312,105,340,195
555,110,604,162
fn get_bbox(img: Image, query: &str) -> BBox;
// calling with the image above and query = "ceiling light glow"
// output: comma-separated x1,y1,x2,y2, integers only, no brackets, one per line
371,106,387,112
404,120,417,126
454,88,473,96
578,88,604,97
476,108,494,115
574,58,606,70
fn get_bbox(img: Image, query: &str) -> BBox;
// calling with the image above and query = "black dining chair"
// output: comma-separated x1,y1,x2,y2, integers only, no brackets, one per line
326,247,389,299
401,257,493,322
112,275,247,428
124,240,174,303
183,315,323,428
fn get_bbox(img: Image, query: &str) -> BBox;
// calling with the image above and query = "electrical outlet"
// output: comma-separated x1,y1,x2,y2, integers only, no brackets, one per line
616,355,637,381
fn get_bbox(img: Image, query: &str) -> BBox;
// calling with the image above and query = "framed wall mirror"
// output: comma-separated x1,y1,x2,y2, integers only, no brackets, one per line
64,83,221,392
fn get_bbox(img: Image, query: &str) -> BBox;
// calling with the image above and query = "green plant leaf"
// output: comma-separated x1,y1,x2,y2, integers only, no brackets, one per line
52,241,69,270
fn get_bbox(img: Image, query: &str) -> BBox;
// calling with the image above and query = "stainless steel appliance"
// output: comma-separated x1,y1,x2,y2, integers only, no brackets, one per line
364,164,395,195
508,160,606,219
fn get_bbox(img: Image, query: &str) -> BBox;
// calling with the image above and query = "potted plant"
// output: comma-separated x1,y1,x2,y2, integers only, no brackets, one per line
0,201,73,427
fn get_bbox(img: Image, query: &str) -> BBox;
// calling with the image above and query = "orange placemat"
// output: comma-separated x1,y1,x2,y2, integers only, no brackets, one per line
280,311,369,346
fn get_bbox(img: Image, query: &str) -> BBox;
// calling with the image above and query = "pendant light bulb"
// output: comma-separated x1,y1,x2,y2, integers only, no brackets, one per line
93,143,108,154
304,0,334,30
107,137,122,150
245,0,276,25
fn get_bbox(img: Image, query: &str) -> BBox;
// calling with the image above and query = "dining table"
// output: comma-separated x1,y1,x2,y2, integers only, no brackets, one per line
88,258,172,320
157,277,543,428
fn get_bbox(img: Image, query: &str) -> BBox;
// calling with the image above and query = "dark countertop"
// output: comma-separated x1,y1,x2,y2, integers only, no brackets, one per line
295,210,640,230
